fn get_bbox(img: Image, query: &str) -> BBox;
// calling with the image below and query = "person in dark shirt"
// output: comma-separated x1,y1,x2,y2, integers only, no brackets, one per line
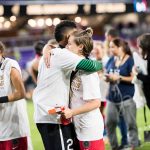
105,38,139,150
134,33,150,109
105,29,128,147
30,41,45,84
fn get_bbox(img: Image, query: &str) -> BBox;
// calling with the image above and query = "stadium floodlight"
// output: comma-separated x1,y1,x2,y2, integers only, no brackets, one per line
0,5,4,15
11,5,20,16
45,18,52,26
37,18,45,27
10,16,16,22
0,23,2,29
75,17,81,23
27,4,78,15
96,3,126,13
0,0,133,5
28,19,36,27
53,18,61,26
0,16,5,23
4,21,11,29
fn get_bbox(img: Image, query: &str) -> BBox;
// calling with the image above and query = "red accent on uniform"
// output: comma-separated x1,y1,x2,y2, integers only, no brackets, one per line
79,139,105,150
0,137,27,150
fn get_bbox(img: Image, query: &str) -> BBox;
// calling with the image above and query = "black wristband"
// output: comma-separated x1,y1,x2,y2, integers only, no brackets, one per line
137,73,143,80
0,96,9,103
119,75,122,81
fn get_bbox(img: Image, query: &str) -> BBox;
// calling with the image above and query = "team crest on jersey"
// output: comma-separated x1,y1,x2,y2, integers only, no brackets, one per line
71,71,84,91
71,76,81,91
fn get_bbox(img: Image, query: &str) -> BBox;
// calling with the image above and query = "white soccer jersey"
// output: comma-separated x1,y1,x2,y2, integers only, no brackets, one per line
0,58,30,141
32,48,83,124
71,71,104,141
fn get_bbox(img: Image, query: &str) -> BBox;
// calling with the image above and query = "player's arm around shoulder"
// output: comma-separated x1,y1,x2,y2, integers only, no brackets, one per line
43,44,57,68
76,59,103,72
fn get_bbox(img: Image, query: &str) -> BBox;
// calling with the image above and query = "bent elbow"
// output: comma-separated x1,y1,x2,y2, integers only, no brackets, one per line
19,90,26,99
98,101,101,108
95,99,101,108
21,91,26,99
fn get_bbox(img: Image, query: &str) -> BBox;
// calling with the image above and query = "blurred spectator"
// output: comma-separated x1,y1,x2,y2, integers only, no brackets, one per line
132,51,147,109
0,41,33,150
92,40,109,144
105,28,119,42
105,38,139,150
105,28,128,149
104,28,119,56
24,41,45,99
93,41,109,66
30,41,45,84
133,33,150,109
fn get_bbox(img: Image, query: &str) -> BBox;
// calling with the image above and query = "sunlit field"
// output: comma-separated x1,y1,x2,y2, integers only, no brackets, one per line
27,101,150,150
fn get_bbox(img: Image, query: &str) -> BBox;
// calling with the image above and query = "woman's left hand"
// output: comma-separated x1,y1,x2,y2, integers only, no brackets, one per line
61,107,73,119
109,74,120,82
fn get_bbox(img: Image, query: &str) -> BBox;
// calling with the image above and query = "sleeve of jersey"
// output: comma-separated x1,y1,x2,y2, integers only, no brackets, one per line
76,59,103,72
81,73,102,101
9,60,22,76
57,48,83,71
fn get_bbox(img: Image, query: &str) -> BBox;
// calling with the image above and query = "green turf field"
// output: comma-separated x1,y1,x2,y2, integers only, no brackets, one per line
27,101,150,150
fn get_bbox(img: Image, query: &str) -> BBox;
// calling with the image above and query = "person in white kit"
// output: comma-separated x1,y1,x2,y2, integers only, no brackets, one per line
0,41,32,150
33,20,103,150
62,28,104,150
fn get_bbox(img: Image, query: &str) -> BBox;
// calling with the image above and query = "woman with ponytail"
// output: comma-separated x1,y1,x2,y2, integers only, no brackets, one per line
62,28,105,150
105,38,139,150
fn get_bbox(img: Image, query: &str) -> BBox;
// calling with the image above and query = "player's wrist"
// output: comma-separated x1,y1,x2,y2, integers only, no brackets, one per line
0,96,9,103
119,75,123,81
71,109,76,117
